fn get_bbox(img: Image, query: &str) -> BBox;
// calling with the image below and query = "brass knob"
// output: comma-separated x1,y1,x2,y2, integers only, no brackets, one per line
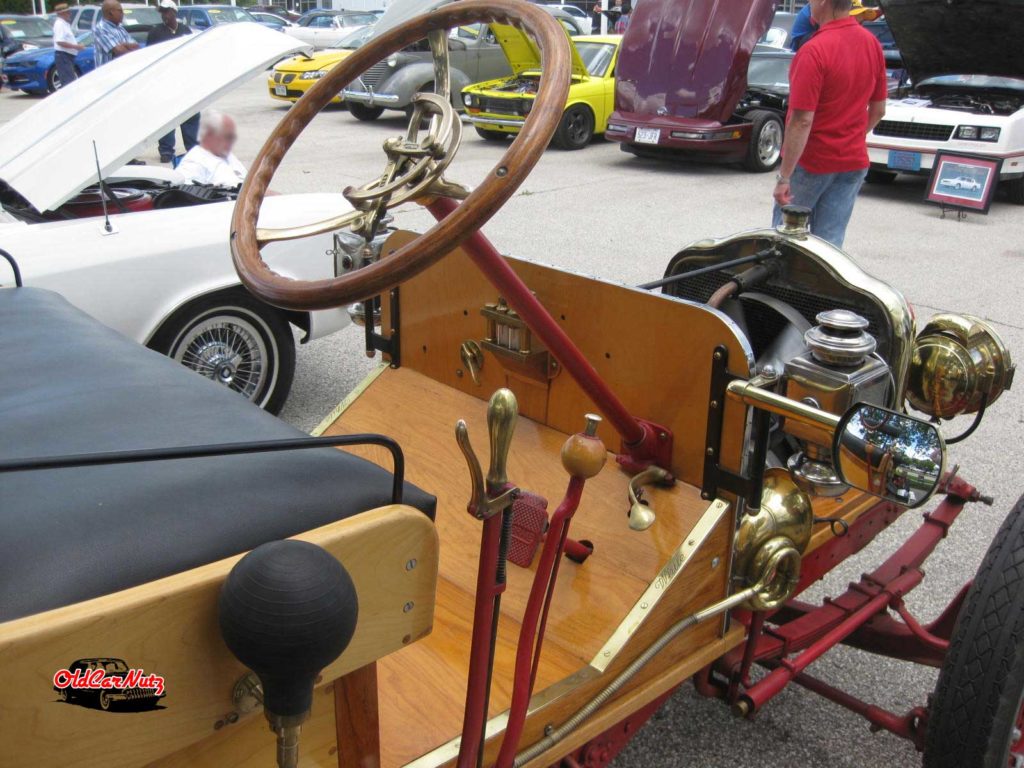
561,414,607,479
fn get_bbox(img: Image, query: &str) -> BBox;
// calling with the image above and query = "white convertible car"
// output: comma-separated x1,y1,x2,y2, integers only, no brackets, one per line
0,24,357,413
866,0,1024,204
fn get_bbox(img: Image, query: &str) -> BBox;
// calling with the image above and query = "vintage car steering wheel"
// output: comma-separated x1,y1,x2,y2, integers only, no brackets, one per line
231,0,571,311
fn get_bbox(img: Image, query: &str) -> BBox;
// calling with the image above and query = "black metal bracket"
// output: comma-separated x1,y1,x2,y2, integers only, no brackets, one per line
365,287,401,367
0,433,406,505
701,345,771,509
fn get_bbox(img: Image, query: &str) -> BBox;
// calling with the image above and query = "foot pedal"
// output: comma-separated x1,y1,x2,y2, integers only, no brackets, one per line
508,491,549,568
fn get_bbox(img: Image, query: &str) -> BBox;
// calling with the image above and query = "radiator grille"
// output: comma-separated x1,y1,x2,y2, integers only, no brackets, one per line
874,120,953,141
272,73,296,84
357,62,389,91
477,97,528,116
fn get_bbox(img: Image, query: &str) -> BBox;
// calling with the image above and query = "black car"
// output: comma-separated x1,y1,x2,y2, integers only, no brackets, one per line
54,658,164,711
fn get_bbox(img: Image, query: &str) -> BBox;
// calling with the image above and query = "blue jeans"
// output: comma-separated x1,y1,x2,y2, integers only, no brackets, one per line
158,112,200,159
772,166,868,248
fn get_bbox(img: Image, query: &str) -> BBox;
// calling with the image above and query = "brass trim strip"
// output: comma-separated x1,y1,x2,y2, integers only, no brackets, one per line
310,365,389,437
404,497,732,768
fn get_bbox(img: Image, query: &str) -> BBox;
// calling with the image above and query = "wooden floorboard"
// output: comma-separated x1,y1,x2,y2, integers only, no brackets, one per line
324,368,721,766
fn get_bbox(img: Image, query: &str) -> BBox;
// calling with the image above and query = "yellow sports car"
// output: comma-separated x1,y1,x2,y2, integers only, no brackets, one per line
267,25,371,105
462,29,621,150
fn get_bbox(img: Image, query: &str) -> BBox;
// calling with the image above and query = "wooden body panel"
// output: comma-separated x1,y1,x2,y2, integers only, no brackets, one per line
324,368,743,765
0,506,438,768
380,231,754,486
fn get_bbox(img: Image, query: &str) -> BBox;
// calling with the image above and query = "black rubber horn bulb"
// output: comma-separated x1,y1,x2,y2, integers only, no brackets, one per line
219,540,359,717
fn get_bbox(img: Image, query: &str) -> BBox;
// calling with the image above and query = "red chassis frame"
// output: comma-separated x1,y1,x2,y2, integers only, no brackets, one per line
551,477,986,768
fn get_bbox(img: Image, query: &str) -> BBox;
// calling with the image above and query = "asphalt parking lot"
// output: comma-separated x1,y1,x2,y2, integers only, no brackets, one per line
3,73,1022,768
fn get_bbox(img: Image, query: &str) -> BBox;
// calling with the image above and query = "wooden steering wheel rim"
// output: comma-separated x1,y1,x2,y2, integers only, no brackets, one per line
230,0,572,311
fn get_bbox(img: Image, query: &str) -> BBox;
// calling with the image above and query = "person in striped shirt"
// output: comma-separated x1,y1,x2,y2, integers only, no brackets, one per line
93,0,139,67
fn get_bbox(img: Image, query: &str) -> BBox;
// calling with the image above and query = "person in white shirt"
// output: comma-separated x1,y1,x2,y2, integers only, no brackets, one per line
52,3,85,88
176,110,248,188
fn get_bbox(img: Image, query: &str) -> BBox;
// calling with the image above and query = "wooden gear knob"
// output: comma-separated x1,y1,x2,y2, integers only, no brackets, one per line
561,414,607,479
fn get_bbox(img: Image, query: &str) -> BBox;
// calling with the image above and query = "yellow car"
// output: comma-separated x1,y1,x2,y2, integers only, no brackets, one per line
462,29,621,150
267,25,371,105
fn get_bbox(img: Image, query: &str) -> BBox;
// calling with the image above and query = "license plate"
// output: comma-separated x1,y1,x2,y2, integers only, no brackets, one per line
274,85,287,97
635,127,661,145
887,150,921,171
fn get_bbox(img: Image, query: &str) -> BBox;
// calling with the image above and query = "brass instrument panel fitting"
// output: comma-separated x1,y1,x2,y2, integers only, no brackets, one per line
481,297,555,381
906,313,1015,419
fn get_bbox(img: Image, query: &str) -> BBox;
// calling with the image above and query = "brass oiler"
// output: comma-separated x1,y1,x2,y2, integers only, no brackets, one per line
906,313,1015,419
733,468,814,611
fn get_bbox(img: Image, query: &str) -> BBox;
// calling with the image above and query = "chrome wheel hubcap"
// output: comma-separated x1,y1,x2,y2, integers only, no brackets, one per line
759,120,783,166
173,315,268,403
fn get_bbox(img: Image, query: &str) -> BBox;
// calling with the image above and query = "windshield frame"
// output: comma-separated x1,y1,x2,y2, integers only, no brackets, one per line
575,41,616,77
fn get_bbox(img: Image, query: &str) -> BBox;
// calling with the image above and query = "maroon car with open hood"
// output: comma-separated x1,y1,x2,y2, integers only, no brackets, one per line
606,0,783,171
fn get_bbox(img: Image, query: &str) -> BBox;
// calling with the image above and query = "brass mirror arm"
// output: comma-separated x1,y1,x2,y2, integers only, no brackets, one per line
726,378,840,446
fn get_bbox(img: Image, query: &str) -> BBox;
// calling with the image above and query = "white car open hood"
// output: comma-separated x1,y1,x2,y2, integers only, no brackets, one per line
0,24,307,213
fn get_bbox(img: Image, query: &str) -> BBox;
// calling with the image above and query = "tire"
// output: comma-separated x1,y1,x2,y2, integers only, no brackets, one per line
1005,178,1024,206
743,110,783,172
923,493,1024,768
552,104,594,150
147,289,296,414
866,169,897,184
99,691,113,711
55,688,67,702
46,66,60,94
347,102,383,121
475,127,510,142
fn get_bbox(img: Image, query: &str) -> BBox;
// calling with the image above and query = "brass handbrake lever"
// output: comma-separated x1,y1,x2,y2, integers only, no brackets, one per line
456,388,519,518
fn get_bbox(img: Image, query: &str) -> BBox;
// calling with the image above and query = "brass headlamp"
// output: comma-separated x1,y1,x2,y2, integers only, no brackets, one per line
906,314,1015,419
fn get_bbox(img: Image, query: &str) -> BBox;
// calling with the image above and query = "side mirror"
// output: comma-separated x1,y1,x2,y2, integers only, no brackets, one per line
833,404,945,508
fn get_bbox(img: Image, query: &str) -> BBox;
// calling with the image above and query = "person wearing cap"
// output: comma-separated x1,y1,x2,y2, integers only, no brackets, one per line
790,0,882,51
52,3,85,88
147,0,199,163
94,0,139,67
771,0,887,248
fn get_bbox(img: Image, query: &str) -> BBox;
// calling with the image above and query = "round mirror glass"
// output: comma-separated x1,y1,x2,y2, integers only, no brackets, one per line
833,404,945,508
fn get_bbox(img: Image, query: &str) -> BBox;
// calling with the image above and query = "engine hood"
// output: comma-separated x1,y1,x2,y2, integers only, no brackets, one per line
275,48,351,73
879,0,1024,83
0,24,307,213
489,23,587,78
614,0,776,123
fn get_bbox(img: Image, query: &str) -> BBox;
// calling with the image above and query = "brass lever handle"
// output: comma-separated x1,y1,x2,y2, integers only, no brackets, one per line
486,388,518,491
456,420,487,519
455,389,519,519
460,340,484,386
627,466,675,531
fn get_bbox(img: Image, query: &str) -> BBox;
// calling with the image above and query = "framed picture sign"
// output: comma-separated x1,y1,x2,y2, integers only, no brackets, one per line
925,152,1002,214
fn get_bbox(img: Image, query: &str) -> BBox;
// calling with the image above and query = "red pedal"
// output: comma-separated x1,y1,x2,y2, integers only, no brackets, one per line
508,492,549,568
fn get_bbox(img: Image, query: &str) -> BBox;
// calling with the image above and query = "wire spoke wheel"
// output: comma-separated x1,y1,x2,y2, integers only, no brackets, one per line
173,316,267,402
150,290,295,414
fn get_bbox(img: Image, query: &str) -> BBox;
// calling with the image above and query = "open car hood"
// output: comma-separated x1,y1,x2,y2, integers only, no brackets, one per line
878,0,1024,84
490,22,587,78
0,24,306,213
614,0,776,122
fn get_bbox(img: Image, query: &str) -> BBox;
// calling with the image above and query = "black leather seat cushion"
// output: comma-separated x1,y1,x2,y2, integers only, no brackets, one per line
0,288,435,623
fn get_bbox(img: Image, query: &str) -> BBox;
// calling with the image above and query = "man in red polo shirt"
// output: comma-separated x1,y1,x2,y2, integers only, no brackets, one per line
772,0,888,247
